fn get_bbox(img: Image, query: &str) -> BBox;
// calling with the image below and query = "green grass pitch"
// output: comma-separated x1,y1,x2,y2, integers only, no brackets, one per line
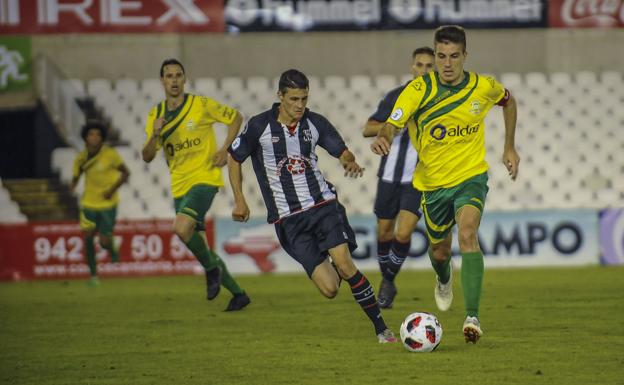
1,266,623,385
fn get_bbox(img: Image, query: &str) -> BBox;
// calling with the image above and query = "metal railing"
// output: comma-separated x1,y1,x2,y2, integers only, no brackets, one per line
34,54,85,149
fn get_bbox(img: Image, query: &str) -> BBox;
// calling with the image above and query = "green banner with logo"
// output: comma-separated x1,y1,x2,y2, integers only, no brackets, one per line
0,36,31,93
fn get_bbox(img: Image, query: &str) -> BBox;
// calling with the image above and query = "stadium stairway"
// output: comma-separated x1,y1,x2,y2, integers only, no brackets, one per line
3,178,78,221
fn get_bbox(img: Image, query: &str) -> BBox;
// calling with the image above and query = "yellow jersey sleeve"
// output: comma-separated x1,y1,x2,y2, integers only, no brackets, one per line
199,96,238,126
483,76,506,104
144,104,163,150
386,78,427,129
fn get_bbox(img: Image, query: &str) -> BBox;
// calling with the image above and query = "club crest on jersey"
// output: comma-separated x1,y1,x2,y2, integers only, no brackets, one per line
469,100,481,115
287,158,306,175
276,156,311,176
390,108,403,121
302,129,312,142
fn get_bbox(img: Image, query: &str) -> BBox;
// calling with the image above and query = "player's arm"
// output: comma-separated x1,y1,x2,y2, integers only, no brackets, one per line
228,156,250,222
214,111,243,168
371,81,423,155
362,120,385,138
69,174,81,193
227,120,259,222
142,116,165,163
339,149,364,178
103,163,130,200
371,123,397,155
69,155,83,193
363,90,395,138
501,92,520,180
315,114,365,178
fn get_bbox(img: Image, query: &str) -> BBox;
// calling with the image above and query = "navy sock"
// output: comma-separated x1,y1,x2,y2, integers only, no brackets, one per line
347,270,387,335
377,240,391,276
383,239,410,282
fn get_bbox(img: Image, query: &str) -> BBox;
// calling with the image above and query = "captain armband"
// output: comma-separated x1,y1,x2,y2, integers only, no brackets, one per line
496,89,511,107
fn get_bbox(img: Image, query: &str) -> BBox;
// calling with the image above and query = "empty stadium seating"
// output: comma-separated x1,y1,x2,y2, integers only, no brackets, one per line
0,179,28,223
44,71,624,220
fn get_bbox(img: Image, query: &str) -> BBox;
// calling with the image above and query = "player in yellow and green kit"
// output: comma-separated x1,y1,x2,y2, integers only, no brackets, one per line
142,58,250,311
371,26,520,343
70,122,130,286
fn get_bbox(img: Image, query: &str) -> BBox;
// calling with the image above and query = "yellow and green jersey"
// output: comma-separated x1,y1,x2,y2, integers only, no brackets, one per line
386,71,506,191
144,94,238,198
73,145,124,210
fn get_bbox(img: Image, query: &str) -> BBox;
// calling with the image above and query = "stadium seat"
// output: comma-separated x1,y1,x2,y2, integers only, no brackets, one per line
87,79,112,97
221,77,245,94
141,79,162,100
550,72,572,87
576,71,597,85
247,76,270,93
601,71,622,85
375,74,398,91
525,72,548,87
195,77,218,96
350,75,373,90
115,79,139,101
324,75,347,90
500,73,522,90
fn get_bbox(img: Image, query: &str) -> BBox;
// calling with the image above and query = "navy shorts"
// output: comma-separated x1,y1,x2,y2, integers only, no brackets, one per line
374,180,422,220
274,200,357,277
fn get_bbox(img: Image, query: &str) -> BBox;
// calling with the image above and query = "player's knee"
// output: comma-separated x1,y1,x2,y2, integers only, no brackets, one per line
173,223,192,243
430,244,450,263
457,228,478,251
377,228,394,242
320,284,339,299
395,228,413,244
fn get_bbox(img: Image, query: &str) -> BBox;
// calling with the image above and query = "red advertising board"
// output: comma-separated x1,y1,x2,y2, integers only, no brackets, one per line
0,219,213,281
0,0,225,34
549,0,624,28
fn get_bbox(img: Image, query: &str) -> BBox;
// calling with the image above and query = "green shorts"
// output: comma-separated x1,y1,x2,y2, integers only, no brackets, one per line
80,207,117,235
173,184,218,231
421,172,489,244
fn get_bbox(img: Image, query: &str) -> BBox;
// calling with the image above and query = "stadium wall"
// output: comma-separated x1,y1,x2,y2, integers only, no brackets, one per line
34,29,624,80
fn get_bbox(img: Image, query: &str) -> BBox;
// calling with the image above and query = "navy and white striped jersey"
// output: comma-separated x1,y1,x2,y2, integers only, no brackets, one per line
228,103,347,224
370,82,419,184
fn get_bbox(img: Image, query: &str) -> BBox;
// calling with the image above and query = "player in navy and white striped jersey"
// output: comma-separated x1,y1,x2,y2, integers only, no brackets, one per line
228,69,397,344
363,47,434,308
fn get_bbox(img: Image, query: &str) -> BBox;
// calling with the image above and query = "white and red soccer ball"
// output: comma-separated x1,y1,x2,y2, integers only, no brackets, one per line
399,312,443,352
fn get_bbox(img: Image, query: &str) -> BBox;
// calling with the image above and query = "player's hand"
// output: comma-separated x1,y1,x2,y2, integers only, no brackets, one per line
343,161,364,178
102,189,114,200
232,200,250,222
503,147,520,181
213,150,228,167
153,116,166,136
371,136,391,155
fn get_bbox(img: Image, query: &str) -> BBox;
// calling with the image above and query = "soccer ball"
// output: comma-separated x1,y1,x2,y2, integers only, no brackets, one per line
399,312,443,352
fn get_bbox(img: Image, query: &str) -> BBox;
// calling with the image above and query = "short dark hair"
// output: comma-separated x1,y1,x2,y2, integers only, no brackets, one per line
278,69,309,94
412,46,434,59
160,58,185,78
434,25,467,51
81,121,107,141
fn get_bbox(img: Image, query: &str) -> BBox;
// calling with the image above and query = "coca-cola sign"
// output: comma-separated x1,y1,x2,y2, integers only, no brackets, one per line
549,0,624,27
